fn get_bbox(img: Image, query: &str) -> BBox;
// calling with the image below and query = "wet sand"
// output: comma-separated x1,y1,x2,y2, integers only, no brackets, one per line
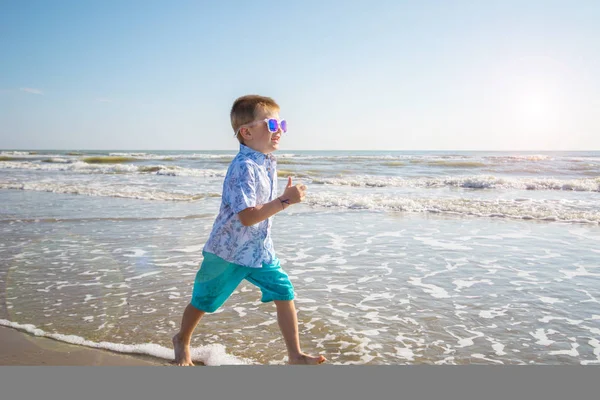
0,326,169,366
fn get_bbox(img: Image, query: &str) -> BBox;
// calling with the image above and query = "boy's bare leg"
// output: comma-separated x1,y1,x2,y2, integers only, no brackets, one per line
274,300,326,365
172,303,205,366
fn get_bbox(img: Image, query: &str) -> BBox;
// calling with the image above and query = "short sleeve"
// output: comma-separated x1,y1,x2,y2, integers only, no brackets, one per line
224,161,257,214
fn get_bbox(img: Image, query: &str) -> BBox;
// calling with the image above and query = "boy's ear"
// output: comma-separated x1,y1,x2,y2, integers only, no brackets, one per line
240,127,251,139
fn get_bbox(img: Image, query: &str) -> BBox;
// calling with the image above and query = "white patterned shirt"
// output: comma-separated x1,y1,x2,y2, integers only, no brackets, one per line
203,144,278,268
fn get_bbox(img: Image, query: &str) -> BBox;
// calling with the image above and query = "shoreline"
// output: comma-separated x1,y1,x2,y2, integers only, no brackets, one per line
0,326,172,366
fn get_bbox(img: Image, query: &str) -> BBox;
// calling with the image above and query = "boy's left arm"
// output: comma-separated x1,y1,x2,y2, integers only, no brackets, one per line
238,177,306,226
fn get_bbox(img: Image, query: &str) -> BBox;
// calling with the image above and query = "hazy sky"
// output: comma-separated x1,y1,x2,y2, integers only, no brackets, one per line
1,0,599,151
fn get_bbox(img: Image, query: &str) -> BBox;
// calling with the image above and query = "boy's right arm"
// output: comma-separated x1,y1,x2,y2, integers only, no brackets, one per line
238,177,306,227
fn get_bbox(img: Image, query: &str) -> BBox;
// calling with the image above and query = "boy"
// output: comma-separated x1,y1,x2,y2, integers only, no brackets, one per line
172,95,326,366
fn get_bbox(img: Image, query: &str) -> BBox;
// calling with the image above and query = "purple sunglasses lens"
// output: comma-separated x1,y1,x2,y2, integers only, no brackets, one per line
280,119,287,133
267,119,278,132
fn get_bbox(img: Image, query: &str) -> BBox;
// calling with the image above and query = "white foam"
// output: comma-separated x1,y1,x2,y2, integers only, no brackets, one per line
0,181,217,202
471,354,504,364
306,193,600,224
0,160,227,177
490,342,507,356
453,279,493,291
173,245,205,253
109,152,234,161
360,292,396,303
154,166,226,177
538,316,582,325
577,290,600,304
414,237,473,251
581,338,600,365
3,156,599,192
394,346,415,361
531,329,554,346
2,151,29,155
457,337,476,348
559,265,600,279
360,329,382,336
233,307,247,317
0,319,251,365
311,175,600,192
83,294,100,303
124,271,162,281
44,157,71,163
479,309,507,319
538,296,563,304
124,249,147,257
549,342,580,357
487,154,551,162
408,277,450,298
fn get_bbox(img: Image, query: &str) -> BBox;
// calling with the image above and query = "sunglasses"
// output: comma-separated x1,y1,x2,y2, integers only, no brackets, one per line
236,118,287,136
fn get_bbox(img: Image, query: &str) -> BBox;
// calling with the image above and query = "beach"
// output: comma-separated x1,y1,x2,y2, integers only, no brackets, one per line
0,326,167,365
1,149,599,365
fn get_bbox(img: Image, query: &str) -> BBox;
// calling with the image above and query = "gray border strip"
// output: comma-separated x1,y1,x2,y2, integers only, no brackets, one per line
1,366,598,400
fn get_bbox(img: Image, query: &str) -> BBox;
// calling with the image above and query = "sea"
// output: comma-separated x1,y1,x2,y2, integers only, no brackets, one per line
1,149,599,365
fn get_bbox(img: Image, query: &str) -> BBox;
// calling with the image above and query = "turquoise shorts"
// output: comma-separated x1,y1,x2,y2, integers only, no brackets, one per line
190,251,295,313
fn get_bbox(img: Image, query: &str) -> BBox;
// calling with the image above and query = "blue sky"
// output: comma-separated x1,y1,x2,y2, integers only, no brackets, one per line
1,0,599,150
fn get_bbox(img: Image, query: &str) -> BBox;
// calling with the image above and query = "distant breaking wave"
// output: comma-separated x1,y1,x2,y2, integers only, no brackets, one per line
106,153,235,161
1,160,598,192
484,154,551,162
0,160,227,177
1,180,598,224
0,181,221,201
312,175,600,192
306,193,600,224
1,152,236,162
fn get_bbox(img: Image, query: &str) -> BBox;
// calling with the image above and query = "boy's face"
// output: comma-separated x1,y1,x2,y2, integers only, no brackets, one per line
239,108,283,154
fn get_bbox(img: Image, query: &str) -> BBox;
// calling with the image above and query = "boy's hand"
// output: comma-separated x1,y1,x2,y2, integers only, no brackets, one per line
280,176,306,205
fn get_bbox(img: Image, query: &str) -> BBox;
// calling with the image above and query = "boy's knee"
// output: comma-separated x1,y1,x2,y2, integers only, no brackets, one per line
263,290,295,304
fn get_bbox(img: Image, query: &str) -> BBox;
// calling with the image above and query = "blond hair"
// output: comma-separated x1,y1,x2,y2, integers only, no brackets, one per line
230,95,280,143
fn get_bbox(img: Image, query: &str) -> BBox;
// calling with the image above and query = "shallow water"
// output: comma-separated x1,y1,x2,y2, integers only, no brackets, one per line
1,150,599,364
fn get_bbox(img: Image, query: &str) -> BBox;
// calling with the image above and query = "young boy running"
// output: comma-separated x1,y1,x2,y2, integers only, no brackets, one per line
173,95,326,366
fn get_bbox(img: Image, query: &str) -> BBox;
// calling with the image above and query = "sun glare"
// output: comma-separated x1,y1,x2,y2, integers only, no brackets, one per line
517,92,550,119
505,84,566,149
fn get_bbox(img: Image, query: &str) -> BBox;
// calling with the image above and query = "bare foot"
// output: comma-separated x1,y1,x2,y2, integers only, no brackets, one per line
172,333,194,366
288,353,327,365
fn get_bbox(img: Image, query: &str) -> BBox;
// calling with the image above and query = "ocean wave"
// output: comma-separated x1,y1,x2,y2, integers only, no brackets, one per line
0,156,24,161
486,154,552,162
305,193,600,224
82,156,142,164
108,152,235,161
567,164,600,171
0,319,251,365
0,151,35,156
426,161,486,168
0,160,227,177
152,165,226,177
109,152,150,157
307,155,410,162
381,161,406,167
566,156,600,162
277,169,313,178
0,181,221,201
276,159,312,165
42,157,72,163
311,175,600,192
